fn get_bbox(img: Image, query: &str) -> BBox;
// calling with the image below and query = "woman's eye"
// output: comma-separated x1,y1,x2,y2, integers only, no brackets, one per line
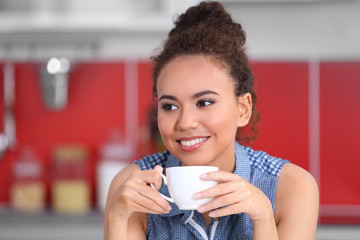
161,103,178,111
196,99,213,107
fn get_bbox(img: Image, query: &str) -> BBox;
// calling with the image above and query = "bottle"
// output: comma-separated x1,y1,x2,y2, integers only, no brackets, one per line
51,145,90,214
97,130,132,211
10,147,45,213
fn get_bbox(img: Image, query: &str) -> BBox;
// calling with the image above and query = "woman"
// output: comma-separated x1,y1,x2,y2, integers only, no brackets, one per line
105,2,319,239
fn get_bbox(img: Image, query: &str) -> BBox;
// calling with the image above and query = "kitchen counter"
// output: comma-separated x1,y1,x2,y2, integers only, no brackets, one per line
0,209,104,240
0,209,359,240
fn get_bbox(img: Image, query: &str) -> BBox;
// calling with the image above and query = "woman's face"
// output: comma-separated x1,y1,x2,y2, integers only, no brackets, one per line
157,55,250,170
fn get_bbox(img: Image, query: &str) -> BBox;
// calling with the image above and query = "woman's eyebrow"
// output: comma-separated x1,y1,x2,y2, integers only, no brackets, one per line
158,95,178,101
192,90,219,98
158,90,218,101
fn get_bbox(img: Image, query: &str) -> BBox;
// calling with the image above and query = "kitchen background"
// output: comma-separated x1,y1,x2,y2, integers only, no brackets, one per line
0,0,359,239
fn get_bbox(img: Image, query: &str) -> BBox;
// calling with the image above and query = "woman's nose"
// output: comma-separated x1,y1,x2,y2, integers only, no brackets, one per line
176,108,198,131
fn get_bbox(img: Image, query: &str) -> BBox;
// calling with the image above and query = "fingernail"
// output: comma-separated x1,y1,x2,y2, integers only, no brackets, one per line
195,192,202,199
201,173,208,180
209,212,215,217
167,205,172,211
198,206,205,213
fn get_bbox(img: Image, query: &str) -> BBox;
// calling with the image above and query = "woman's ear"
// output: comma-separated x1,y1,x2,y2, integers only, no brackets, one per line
237,93,252,127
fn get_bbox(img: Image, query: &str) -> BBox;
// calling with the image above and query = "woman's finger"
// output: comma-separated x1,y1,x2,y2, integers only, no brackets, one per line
132,191,170,214
134,184,171,212
208,202,246,218
125,194,168,215
132,169,163,189
196,180,247,199
201,170,244,183
198,191,244,213
154,165,163,174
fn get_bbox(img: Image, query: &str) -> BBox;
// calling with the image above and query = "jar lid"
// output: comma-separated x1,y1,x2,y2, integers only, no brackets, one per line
14,147,43,178
53,145,89,163
14,161,42,178
101,143,132,161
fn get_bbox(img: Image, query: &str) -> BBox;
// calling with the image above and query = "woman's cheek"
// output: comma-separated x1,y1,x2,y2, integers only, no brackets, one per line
158,115,173,141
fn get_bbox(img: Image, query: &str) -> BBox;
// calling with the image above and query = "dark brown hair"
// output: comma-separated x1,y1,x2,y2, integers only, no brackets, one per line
151,1,260,142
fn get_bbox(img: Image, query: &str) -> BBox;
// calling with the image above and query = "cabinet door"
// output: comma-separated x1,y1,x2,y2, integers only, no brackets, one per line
250,62,309,170
137,61,158,157
320,62,360,223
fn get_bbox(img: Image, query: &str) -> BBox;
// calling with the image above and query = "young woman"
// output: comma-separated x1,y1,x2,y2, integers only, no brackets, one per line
105,2,319,239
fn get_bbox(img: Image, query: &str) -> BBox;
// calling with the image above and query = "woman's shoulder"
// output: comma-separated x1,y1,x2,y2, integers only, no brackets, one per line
277,163,319,201
134,150,170,170
275,163,319,233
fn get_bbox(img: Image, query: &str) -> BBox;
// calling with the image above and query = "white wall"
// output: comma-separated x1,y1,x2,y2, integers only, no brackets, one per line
226,0,360,60
0,0,359,61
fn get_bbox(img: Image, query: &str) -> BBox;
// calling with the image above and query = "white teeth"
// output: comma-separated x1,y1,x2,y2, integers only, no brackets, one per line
180,137,207,147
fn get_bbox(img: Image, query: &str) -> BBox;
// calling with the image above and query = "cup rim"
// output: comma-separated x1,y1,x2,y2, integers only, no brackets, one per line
167,166,218,170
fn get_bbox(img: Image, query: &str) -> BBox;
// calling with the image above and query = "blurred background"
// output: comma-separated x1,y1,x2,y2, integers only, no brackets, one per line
0,0,359,239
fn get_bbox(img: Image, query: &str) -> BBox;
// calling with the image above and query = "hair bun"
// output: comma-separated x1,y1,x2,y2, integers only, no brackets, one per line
169,1,245,45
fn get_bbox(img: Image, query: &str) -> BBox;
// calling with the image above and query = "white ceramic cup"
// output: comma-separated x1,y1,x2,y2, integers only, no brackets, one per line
152,166,218,210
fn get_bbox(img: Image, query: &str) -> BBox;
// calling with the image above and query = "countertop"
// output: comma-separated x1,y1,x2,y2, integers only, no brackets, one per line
0,209,359,240
0,209,104,240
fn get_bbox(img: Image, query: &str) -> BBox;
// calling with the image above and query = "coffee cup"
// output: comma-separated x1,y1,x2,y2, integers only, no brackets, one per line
151,166,218,210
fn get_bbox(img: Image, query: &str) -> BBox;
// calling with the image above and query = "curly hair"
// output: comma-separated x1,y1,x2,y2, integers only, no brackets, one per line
151,1,260,142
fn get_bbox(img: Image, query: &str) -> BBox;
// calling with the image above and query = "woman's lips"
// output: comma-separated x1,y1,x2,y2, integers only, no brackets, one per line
177,137,209,152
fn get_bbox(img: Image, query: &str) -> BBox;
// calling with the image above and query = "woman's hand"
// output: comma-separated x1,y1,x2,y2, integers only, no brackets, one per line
196,171,273,223
107,165,172,221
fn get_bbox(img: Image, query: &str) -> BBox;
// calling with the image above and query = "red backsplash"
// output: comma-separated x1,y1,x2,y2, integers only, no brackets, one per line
0,60,359,223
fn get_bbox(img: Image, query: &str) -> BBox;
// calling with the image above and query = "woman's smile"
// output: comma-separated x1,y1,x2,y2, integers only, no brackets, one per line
177,136,210,151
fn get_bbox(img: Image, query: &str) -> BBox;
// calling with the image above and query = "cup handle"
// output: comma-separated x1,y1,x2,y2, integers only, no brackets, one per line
150,172,175,203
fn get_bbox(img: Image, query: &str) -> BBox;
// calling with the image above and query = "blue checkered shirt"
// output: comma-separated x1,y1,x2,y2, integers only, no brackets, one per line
135,142,289,240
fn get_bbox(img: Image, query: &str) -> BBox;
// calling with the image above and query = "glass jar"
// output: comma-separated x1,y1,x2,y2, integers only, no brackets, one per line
10,147,45,213
97,130,132,211
51,145,90,214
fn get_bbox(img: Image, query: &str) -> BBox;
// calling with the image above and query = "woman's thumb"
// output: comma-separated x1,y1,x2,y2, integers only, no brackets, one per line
154,165,163,174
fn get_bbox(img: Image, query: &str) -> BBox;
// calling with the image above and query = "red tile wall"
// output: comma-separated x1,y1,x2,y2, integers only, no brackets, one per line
0,60,359,223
